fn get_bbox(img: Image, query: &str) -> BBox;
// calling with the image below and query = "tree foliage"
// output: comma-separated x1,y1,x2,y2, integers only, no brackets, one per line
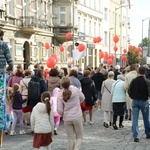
127,46,142,65
139,37,150,47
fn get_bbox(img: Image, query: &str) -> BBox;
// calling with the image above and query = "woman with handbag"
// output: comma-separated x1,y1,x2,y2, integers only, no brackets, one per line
111,74,126,130
101,71,115,128
57,77,85,150
20,70,32,125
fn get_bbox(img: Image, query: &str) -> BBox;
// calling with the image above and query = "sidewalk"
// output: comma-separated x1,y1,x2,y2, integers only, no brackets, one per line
2,108,150,150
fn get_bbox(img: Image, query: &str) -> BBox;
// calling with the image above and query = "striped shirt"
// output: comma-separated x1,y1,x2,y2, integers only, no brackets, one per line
0,40,13,72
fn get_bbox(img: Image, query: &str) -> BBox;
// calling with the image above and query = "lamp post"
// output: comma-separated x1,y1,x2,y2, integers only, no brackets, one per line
114,5,130,65
142,17,150,58
109,28,114,55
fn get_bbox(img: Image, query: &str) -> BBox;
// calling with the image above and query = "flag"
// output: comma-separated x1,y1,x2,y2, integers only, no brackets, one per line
146,57,150,64
73,49,86,61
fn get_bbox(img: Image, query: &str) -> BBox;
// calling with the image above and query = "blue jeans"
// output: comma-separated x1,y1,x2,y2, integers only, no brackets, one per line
132,100,150,138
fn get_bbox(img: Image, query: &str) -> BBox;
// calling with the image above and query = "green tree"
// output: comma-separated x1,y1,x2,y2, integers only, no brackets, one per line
127,47,141,65
139,37,150,47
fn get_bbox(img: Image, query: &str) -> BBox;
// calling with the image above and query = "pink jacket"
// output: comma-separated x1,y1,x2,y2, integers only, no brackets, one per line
57,85,85,121
50,88,60,117
7,75,23,87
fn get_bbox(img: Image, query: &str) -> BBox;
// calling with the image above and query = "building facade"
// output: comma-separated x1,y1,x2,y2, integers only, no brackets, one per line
0,0,131,69
0,0,54,69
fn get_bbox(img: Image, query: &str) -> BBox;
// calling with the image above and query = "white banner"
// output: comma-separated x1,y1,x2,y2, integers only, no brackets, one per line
146,57,150,64
72,49,86,61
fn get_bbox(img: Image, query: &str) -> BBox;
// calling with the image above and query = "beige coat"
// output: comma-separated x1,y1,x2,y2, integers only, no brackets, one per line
101,79,115,111
124,71,137,109
47,76,60,95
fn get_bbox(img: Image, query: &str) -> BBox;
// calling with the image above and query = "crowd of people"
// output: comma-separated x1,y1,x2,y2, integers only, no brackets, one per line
4,62,150,149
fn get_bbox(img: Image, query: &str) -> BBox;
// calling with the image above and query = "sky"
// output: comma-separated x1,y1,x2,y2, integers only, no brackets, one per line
129,0,150,46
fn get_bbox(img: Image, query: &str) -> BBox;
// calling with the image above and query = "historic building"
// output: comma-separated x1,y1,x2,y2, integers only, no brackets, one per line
0,0,53,69
0,0,131,69
53,0,130,68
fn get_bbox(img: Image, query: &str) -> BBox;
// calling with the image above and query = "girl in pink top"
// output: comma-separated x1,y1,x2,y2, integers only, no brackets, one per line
50,87,61,135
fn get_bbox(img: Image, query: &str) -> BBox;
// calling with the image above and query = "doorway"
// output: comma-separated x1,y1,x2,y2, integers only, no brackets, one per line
23,41,30,69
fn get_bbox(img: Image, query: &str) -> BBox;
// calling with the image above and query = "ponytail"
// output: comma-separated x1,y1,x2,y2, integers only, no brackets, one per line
63,89,72,102
60,77,72,102
41,92,51,115
45,100,51,116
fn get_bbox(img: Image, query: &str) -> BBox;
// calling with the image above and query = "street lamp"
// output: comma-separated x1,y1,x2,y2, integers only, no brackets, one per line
142,17,150,57
72,0,78,49
114,5,130,65
109,28,114,55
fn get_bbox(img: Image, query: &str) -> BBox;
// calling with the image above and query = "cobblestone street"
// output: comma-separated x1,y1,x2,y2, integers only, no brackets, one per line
2,108,150,150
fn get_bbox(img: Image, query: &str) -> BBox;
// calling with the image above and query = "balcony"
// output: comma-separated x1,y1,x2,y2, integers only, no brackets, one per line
17,16,50,33
53,24,78,44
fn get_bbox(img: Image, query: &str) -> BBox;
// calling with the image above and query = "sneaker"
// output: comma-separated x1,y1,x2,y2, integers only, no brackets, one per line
146,136,150,139
134,138,139,142
54,130,57,135
19,130,25,135
10,131,16,136
89,121,95,125
83,122,87,126
98,107,101,111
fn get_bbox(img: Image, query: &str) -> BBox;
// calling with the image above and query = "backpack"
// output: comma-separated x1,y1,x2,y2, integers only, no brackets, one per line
28,77,41,103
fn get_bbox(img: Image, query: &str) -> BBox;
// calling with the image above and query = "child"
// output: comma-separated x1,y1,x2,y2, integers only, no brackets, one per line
10,83,27,135
5,88,13,135
31,91,54,150
51,87,61,135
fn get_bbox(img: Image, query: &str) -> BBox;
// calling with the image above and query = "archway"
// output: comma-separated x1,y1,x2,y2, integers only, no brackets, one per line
23,41,30,69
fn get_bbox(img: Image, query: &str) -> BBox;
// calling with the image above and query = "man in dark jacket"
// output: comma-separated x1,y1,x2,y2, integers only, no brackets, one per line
128,66,150,142
91,68,106,110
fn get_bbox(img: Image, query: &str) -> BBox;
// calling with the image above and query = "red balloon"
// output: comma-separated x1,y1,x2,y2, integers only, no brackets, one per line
47,57,57,68
96,37,102,43
51,54,58,62
59,46,64,52
109,54,115,60
99,51,104,58
78,44,85,52
104,52,109,59
93,38,98,43
107,59,113,65
114,46,118,52
122,55,127,61
138,47,142,52
113,35,119,43
123,49,127,54
45,43,50,50
66,32,72,39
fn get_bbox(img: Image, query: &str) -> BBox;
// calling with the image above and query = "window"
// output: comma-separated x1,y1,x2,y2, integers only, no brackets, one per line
78,17,80,31
104,31,108,46
98,23,101,36
0,0,5,11
104,8,108,21
89,20,91,36
8,0,15,16
83,19,86,33
94,22,96,37
60,7,66,25
47,3,51,25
